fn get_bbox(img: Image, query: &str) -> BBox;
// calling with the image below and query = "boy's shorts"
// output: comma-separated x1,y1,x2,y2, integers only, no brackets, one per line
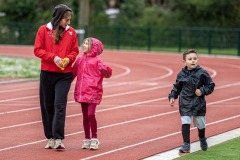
181,116,206,129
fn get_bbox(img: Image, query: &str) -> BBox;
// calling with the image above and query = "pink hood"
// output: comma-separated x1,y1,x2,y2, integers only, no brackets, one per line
72,38,112,104
87,38,104,57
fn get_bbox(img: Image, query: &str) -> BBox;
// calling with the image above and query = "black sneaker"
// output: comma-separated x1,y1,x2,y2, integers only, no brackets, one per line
200,138,208,151
179,142,190,153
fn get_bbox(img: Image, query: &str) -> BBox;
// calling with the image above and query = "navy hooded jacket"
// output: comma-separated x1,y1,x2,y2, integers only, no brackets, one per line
168,65,215,116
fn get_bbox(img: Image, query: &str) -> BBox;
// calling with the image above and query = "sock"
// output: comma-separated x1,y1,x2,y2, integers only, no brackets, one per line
198,128,205,139
182,124,190,143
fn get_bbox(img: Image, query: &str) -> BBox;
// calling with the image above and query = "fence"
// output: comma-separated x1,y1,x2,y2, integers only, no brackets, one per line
0,23,240,56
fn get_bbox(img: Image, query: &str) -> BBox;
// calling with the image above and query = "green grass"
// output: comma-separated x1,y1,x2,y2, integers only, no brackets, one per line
0,56,40,78
175,137,240,160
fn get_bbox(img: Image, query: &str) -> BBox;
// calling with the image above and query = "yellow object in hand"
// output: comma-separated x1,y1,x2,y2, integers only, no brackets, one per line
58,58,68,70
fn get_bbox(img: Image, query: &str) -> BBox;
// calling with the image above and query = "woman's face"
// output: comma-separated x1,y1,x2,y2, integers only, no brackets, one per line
82,39,91,53
59,15,71,28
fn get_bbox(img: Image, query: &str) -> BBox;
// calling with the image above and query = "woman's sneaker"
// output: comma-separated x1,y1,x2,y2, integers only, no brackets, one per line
54,139,65,150
45,138,55,149
90,138,100,150
179,142,190,153
81,139,91,149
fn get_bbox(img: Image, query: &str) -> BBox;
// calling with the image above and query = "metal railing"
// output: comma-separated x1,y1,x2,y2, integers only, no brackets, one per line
1,23,239,56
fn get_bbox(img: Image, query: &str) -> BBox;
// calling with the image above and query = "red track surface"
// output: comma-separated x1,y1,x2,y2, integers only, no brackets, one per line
0,45,240,160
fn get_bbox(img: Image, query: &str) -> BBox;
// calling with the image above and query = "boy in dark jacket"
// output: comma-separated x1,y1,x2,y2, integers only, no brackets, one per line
168,49,215,153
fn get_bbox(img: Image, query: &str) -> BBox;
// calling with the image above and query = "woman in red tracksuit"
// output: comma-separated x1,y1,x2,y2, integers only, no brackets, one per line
72,37,112,150
34,4,79,150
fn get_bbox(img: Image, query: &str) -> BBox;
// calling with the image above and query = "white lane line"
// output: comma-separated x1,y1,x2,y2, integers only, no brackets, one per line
81,115,240,160
108,63,131,79
0,97,166,130
1,80,240,114
202,65,217,78
0,86,38,93
0,95,38,103
0,96,239,151
0,62,129,93
0,65,172,102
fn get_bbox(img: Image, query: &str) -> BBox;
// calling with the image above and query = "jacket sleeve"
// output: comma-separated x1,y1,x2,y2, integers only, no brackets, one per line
98,60,112,78
72,57,80,81
34,26,56,61
168,74,182,100
66,29,79,65
199,71,215,96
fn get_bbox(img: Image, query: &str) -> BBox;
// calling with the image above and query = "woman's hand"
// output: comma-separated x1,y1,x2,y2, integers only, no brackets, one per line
54,56,63,68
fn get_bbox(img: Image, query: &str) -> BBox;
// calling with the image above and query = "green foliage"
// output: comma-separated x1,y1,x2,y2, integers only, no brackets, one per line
114,0,145,26
0,0,38,23
1,0,240,27
0,0,78,25
169,0,240,27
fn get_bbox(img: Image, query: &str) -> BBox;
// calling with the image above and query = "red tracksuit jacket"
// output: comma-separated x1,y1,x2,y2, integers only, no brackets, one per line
34,22,79,73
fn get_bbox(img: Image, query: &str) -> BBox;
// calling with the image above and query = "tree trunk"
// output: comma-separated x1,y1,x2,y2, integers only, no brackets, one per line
78,0,90,28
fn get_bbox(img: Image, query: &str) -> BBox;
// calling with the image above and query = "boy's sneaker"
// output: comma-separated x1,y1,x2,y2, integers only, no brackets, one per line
90,138,100,150
81,139,91,149
179,142,190,153
200,138,208,151
54,139,65,150
45,138,55,149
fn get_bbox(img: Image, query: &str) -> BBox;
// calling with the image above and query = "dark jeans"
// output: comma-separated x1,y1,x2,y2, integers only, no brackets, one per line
40,70,72,140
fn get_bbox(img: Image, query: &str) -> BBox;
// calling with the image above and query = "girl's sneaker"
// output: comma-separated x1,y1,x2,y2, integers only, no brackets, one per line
90,138,100,150
179,142,190,153
81,139,91,149
45,138,55,149
54,139,65,150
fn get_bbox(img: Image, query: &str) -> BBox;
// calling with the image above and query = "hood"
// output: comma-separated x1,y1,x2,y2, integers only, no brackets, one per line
51,4,72,29
88,38,104,57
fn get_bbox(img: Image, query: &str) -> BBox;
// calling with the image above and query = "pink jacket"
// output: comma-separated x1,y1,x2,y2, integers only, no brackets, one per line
72,38,112,104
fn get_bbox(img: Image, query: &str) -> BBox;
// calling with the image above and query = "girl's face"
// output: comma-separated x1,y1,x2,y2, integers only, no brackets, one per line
82,39,91,53
59,15,71,28
184,52,198,70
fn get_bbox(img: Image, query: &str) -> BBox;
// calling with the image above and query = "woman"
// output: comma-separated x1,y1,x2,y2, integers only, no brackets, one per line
34,4,79,150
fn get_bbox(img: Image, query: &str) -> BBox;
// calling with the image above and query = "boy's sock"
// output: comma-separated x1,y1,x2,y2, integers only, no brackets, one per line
198,128,205,139
182,124,190,143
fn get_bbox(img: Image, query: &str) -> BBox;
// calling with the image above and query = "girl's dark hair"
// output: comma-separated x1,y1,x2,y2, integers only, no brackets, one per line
53,11,73,44
183,49,198,60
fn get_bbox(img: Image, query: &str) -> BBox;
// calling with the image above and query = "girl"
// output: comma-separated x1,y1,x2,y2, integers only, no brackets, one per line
34,4,79,150
72,37,112,150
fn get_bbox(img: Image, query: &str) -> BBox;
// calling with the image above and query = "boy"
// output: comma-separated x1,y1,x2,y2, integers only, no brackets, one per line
168,49,215,153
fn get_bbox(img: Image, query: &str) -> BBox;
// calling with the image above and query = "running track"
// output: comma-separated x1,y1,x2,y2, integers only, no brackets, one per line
0,45,240,160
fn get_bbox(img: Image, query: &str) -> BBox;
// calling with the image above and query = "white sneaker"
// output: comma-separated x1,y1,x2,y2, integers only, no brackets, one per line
45,138,55,149
54,139,65,150
90,138,100,150
81,139,91,149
